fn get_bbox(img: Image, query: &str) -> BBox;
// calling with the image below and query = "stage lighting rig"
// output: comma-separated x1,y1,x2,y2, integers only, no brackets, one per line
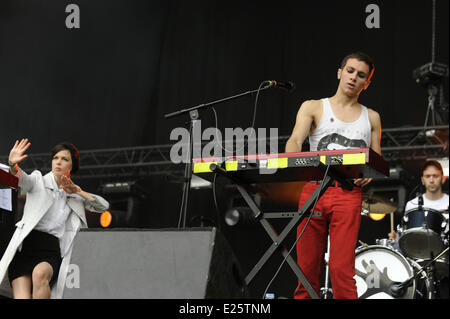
413,62,449,127
98,180,147,228
413,62,448,87
412,0,449,127
99,180,147,199
224,207,257,227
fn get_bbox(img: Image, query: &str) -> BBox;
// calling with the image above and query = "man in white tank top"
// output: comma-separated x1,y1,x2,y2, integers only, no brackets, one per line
285,52,382,299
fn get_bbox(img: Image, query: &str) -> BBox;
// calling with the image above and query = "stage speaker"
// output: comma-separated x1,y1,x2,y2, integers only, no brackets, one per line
62,227,249,299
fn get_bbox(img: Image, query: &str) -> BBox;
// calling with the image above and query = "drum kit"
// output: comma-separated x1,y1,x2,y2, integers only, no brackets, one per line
321,194,449,299
354,195,449,299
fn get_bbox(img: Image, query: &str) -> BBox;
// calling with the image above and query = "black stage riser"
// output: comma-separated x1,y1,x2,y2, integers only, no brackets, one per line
63,227,248,299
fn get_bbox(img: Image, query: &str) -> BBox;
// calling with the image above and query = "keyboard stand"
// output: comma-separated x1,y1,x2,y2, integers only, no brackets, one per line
211,162,353,299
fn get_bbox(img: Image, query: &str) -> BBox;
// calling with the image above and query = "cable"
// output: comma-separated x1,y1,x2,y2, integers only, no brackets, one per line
206,81,271,231
177,124,194,229
212,173,221,231
211,107,234,154
431,0,436,63
261,163,332,299
209,80,270,230
177,163,187,228
250,81,269,130
211,81,270,156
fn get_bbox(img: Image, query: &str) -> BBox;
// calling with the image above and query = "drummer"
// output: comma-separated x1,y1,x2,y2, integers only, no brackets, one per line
389,160,448,240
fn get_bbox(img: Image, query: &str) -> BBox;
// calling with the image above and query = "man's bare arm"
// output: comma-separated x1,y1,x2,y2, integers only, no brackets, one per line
354,108,382,187
368,108,382,155
285,100,317,153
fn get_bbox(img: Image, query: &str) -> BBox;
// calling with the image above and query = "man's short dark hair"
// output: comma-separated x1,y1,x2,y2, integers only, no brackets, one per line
340,52,375,78
51,142,80,174
422,160,444,176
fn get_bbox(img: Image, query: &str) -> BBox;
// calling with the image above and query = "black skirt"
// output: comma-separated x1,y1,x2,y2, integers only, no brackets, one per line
8,230,62,287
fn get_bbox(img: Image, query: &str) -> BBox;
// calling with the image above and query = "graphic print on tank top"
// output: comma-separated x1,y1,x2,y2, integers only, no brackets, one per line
317,133,367,150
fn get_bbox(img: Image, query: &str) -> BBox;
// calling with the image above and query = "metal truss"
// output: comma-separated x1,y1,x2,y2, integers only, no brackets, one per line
0,145,178,181
378,125,448,162
0,125,447,180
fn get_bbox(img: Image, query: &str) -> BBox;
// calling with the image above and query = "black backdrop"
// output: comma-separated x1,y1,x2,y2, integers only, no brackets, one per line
0,0,448,298
1,0,448,152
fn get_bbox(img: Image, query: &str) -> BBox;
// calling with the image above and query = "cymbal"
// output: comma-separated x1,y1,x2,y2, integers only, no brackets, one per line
362,194,397,214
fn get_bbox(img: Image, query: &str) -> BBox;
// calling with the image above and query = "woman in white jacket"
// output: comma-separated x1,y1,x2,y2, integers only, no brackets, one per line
0,138,109,299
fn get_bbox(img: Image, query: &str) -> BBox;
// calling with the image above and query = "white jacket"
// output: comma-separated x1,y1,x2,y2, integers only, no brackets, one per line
0,169,109,298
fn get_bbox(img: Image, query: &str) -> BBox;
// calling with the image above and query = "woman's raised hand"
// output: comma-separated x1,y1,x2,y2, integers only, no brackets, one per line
60,174,79,194
8,138,31,166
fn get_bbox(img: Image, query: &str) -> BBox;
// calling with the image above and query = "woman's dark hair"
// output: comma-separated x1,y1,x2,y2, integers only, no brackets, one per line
51,142,80,174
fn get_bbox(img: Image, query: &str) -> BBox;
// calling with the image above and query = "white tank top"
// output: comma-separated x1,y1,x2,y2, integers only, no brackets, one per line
308,98,371,151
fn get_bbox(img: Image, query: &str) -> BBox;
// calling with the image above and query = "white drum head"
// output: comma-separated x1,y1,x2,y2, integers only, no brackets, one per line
354,246,415,299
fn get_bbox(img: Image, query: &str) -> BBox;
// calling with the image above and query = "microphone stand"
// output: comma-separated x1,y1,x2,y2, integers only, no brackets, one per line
164,84,273,120
164,83,273,228
390,246,449,298
418,192,424,209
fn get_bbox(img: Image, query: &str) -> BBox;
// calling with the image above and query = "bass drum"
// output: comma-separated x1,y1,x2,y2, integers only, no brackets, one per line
354,245,430,299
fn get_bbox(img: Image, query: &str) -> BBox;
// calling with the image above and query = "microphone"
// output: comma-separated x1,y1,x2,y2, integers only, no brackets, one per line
390,281,408,298
390,278,414,298
266,80,296,92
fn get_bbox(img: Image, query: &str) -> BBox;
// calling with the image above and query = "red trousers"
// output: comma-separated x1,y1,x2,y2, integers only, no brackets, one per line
293,182,362,299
